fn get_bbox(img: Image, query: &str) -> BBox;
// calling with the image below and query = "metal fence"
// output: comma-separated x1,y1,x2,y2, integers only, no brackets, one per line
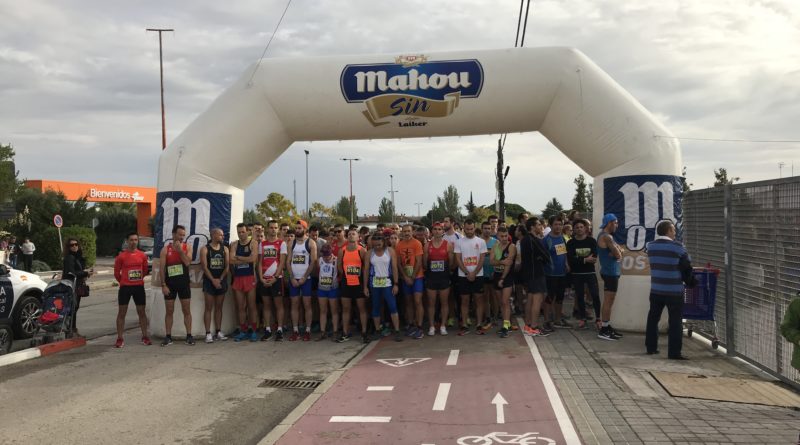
683,177,800,388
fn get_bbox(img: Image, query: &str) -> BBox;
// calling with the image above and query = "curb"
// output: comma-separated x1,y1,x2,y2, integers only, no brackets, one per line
0,337,87,368
258,339,379,445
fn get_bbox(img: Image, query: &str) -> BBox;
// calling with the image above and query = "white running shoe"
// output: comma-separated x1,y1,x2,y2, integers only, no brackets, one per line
215,331,228,341
205,333,214,344
428,326,436,336
440,326,448,336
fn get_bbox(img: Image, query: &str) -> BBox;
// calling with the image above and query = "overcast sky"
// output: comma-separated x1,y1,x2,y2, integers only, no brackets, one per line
2,0,799,217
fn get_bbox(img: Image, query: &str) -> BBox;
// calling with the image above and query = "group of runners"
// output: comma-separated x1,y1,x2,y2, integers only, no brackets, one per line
112,211,626,348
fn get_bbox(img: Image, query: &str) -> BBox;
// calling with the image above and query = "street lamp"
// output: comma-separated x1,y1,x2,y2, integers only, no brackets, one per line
779,162,786,179
146,28,174,150
389,174,399,223
340,158,360,224
414,202,423,218
304,150,309,218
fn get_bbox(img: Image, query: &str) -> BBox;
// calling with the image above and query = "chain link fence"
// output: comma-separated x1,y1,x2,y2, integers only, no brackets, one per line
683,178,800,388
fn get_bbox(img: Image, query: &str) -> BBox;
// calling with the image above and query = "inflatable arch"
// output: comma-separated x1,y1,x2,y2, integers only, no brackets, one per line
151,47,682,336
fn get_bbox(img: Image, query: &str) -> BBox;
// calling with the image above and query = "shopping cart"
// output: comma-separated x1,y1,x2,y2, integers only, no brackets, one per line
683,266,720,349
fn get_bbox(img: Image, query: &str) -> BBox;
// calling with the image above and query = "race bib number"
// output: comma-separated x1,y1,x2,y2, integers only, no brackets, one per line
167,264,183,277
210,257,224,269
495,264,505,273
404,265,414,277
128,269,143,281
430,260,445,272
292,254,306,264
464,257,479,267
575,248,591,258
236,263,250,269
555,244,567,256
372,276,389,287
346,265,361,275
320,276,333,287
263,246,277,258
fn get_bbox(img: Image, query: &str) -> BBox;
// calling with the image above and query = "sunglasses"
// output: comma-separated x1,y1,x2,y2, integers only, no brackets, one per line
69,243,79,247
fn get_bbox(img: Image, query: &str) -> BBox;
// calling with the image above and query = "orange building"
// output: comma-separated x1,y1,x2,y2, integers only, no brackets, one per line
25,180,157,236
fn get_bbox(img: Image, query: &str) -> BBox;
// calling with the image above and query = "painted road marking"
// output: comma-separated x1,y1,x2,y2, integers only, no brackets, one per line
376,357,431,368
491,392,508,424
521,320,582,445
456,432,557,444
446,349,459,366
367,386,394,391
432,382,452,411
329,416,392,423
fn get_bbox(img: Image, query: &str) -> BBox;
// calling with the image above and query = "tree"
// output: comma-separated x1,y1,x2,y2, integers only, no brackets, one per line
334,196,358,222
436,185,461,219
469,206,492,224
378,197,395,223
94,203,137,256
0,143,21,203
681,166,693,194
713,168,739,187
502,202,529,223
541,198,564,221
587,183,593,216
309,202,344,226
571,174,590,215
255,192,298,224
465,192,476,215
8,187,93,239
243,208,263,225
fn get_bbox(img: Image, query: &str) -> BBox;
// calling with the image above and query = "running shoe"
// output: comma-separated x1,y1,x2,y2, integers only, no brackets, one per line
114,337,124,348
205,333,214,344
336,333,351,343
381,326,392,337
439,326,448,336
458,326,469,336
482,320,493,331
394,330,403,342
542,323,555,334
412,328,424,339
362,333,371,344
522,325,536,336
609,326,624,338
160,336,173,347
476,327,486,335
141,336,152,346
302,331,311,342
215,331,228,341
316,333,328,342
249,330,259,342
288,331,299,341
499,327,509,338
185,335,196,346
510,324,519,331
405,324,415,336
261,330,273,342
446,317,456,328
428,326,436,336
274,330,284,342
554,319,572,329
577,320,587,330
597,327,618,341
233,330,249,342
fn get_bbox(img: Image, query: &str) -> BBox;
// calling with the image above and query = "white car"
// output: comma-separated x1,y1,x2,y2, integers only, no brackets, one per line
0,263,48,342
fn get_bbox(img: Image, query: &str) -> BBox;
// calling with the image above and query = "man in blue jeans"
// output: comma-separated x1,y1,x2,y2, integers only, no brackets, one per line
645,220,695,360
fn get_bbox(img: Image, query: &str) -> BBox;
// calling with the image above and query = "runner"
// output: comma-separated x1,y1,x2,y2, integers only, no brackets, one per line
566,219,601,329
337,228,370,343
544,215,571,329
199,228,229,343
490,226,516,338
113,232,151,348
454,219,488,336
424,222,452,335
363,231,402,342
159,225,194,346
315,244,339,341
397,224,425,339
488,215,499,238
257,220,287,341
330,224,347,256
520,218,551,336
287,220,317,341
279,222,291,240
414,225,428,246
481,221,499,331
230,223,259,342
253,223,265,243
597,213,624,340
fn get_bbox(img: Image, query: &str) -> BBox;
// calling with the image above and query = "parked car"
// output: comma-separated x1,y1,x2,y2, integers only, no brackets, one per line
119,236,154,272
0,263,47,340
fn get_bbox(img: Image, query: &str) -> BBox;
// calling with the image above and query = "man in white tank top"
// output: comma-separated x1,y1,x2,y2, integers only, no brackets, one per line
286,220,317,341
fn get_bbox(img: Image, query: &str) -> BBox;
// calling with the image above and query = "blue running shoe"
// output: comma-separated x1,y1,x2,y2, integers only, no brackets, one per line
250,330,259,342
234,330,249,342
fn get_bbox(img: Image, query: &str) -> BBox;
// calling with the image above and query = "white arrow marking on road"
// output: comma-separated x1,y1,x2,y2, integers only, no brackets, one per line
492,393,508,424
376,358,431,368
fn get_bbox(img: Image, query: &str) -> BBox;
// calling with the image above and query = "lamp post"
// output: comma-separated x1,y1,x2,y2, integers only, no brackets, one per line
779,162,786,179
389,175,399,223
304,150,309,218
414,202,423,218
340,158,360,224
146,28,174,150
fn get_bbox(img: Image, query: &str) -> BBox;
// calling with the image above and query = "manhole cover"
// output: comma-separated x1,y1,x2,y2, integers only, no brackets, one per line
259,379,322,390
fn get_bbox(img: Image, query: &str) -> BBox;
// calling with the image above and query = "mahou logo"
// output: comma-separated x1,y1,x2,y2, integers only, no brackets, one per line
154,191,232,265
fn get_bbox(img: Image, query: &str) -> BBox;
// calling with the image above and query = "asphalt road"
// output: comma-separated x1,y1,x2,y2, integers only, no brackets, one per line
0,286,367,444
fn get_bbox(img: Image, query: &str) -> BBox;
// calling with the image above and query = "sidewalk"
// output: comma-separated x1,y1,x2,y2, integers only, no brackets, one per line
538,327,799,444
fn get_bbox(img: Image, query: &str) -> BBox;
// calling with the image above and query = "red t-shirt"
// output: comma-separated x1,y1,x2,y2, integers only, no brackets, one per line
115,249,149,286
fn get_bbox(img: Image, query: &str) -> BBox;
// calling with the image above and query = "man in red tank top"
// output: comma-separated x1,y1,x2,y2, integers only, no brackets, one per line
113,232,151,348
258,220,287,341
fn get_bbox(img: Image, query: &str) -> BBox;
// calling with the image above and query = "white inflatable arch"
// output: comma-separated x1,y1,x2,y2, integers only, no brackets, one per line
151,47,682,336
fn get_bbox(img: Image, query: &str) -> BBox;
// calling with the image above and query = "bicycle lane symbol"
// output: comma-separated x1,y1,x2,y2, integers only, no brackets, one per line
455,431,557,445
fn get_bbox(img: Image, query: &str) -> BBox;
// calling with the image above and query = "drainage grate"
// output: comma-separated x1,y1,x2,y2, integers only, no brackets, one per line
259,379,322,390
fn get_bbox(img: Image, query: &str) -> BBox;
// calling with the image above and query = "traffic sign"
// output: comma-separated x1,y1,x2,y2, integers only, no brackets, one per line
53,214,63,228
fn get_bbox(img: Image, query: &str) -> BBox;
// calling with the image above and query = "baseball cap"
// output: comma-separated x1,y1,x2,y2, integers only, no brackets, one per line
296,220,308,229
600,213,618,229
382,228,394,237
432,221,443,228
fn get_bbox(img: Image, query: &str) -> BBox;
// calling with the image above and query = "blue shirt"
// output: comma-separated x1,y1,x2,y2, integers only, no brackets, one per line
647,237,691,297
544,234,567,276
597,233,621,277
483,237,497,276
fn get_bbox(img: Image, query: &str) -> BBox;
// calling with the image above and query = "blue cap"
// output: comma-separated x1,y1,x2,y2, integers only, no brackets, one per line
600,213,618,229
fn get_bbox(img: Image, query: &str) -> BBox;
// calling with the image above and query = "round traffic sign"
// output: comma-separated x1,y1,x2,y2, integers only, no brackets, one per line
53,214,63,228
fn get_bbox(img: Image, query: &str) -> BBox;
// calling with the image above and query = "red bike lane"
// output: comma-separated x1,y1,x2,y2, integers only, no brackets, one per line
276,332,581,444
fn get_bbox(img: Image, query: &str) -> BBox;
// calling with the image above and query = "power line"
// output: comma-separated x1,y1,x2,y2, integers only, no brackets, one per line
247,0,293,86
655,135,800,143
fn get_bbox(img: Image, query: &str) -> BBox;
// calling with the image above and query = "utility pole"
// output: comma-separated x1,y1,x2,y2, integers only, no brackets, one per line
146,28,173,150
304,150,310,218
293,179,297,209
414,202,423,218
389,174,399,223
779,162,785,179
496,136,510,220
341,158,360,224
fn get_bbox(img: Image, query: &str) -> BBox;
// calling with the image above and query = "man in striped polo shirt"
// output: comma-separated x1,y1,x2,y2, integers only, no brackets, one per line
645,220,695,360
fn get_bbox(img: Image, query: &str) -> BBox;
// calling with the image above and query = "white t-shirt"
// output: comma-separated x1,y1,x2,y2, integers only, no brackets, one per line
454,236,488,277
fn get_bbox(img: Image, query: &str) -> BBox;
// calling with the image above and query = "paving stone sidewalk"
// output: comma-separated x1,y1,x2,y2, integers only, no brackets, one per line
535,326,799,445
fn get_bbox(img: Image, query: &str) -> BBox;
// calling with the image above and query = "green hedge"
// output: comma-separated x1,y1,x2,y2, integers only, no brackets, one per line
38,226,96,271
